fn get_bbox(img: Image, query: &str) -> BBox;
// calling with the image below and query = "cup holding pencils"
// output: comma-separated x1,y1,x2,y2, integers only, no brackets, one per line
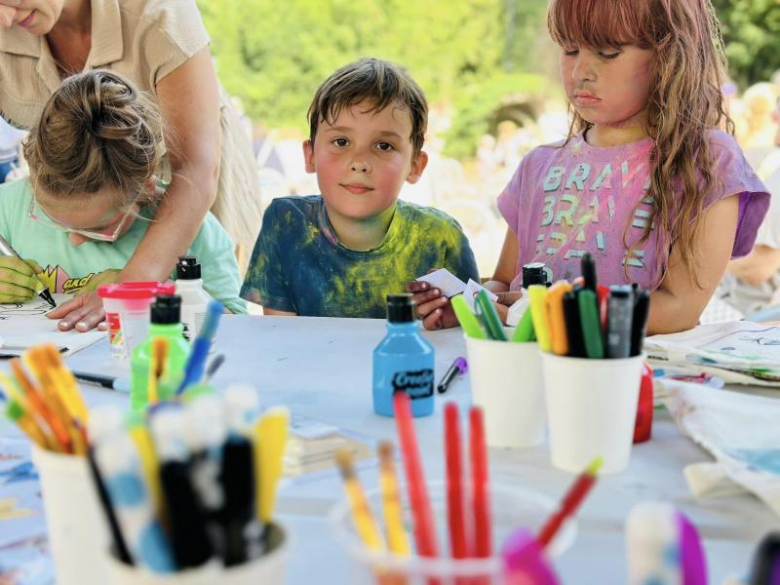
330,397,577,584
532,253,650,474
452,291,547,449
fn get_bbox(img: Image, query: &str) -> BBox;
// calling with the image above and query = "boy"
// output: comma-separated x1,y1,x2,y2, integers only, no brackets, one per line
241,58,479,318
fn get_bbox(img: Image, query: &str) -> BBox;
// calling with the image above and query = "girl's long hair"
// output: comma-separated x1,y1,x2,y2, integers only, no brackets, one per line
548,0,733,284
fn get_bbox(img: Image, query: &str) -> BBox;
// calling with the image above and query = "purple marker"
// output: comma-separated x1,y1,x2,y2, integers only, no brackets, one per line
437,357,468,394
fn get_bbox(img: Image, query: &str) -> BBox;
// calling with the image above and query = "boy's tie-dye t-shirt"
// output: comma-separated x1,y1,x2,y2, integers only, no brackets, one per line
241,196,480,318
497,130,769,290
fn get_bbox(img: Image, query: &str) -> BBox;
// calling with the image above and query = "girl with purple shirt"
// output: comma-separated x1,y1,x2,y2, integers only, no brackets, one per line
411,0,769,335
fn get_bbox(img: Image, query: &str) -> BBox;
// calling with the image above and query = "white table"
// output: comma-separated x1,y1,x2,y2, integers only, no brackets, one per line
16,316,780,583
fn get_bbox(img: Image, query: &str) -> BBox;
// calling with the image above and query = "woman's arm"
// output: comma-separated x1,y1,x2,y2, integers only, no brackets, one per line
727,245,780,286
484,227,518,296
50,47,222,331
648,195,740,334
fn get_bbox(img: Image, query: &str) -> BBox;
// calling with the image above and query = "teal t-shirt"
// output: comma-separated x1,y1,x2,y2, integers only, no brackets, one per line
241,195,480,318
0,179,246,314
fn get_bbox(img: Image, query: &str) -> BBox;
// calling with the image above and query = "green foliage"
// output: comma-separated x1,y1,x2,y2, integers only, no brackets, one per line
712,0,780,88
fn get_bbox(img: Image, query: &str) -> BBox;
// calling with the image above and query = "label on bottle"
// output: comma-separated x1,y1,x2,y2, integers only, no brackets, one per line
391,369,434,400
105,311,128,359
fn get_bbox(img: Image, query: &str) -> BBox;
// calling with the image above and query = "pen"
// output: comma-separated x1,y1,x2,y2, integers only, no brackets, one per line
470,406,491,557
451,295,487,340
72,370,131,393
176,301,223,395
528,285,552,352
378,441,410,555
394,392,438,559
444,402,468,560
577,289,604,359
546,281,573,356
475,289,507,341
437,357,467,394
538,456,602,548
606,286,634,358
0,234,56,308
631,288,650,357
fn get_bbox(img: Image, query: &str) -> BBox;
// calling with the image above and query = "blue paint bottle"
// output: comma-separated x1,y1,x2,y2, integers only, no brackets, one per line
373,294,435,417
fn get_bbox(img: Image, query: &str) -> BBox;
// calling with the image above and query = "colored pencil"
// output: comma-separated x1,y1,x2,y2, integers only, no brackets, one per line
444,402,468,559
335,448,385,551
470,406,491,558
378,441,410,556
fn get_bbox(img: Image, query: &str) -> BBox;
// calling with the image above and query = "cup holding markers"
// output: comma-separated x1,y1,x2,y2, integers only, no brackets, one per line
533,253,650,474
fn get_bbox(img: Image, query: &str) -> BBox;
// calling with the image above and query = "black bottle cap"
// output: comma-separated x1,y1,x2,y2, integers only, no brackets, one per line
176,256,201,280
386,293,415,323
522,262,549,288
151,294,181,325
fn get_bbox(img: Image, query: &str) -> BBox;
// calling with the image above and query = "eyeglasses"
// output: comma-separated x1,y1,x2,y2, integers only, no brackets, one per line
28,196,140,243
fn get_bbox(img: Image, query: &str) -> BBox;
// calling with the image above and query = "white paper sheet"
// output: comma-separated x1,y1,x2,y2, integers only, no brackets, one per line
416,268,467,298
0,294,105,357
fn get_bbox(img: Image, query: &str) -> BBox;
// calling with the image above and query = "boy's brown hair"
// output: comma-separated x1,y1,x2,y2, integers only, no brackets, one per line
307,58,428,156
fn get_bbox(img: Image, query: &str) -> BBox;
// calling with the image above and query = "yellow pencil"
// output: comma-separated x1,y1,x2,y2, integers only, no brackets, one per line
43,344,88,424
335,448,385,551
128,425,164,520
377,441,410,556
6,398,52,449
253,406,289,523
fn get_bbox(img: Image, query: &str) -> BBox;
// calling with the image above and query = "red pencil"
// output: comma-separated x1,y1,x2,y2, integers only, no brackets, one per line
470,406,491,557
393,392,438,558
538,456,603,547
444,402,468,559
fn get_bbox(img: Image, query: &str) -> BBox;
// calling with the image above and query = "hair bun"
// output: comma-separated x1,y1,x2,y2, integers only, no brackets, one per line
85,71,143,141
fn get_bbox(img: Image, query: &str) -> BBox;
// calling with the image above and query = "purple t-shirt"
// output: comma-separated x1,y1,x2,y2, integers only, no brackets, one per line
497,130,769,290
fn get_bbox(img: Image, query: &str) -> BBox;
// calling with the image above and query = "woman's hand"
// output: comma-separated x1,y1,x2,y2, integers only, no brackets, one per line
0,257,43,303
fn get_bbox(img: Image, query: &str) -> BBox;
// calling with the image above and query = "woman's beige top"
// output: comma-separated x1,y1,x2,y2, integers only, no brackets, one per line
0,0,261,273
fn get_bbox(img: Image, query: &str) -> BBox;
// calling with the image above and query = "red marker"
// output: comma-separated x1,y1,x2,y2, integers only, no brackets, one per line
470,406,491,558
444,402,468,559
393,392,438,559
538,456,603,548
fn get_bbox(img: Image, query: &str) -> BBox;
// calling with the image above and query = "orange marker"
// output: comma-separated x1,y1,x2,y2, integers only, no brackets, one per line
546,281,573,356
148,337,169,404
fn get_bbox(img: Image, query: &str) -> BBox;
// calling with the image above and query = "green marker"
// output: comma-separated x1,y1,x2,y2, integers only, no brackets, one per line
577,289,604,359
511,307,536,343
475,289,508,341
451,295,487,339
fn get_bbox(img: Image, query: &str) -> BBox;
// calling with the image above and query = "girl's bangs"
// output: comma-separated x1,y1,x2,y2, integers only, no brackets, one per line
547,0,649,49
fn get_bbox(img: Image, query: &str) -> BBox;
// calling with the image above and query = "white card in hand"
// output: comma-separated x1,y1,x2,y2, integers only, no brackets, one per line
463,279,498,311
416,268,467,298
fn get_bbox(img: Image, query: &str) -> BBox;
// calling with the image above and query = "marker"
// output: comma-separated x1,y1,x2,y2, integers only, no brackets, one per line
577,289,604,359
631,288,650,357
546,281,573,356
0,234,56,308
444,402,468,560
451,294,487,339
148,337,169,404
581,252,597,292
72,371,131,393
562,291,586,358
470,406,491,557
394,392,438,559
204,353,226,383
437,357,467,394
606,286,634,358
528,285,552,352
253,407,289,526
538,456,602,548
475,289,507,341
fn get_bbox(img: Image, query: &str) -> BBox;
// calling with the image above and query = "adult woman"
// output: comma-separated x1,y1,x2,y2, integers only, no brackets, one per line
0,0,261,330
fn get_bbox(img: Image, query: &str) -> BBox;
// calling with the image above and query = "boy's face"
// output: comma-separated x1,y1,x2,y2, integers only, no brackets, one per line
303,99,427,223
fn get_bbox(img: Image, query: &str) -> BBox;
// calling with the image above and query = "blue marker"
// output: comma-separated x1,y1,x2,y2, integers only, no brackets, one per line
176,301,223,395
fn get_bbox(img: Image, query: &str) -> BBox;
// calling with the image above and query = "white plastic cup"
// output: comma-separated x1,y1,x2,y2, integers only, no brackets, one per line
330,480,576,584
541,353,644,474
465,336,546,448
31,444,109,585
105,523,289,584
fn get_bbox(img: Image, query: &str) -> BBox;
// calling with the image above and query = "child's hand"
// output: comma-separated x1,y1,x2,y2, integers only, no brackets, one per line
47,291,108,333
0,257,44,303
405,280,459,330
